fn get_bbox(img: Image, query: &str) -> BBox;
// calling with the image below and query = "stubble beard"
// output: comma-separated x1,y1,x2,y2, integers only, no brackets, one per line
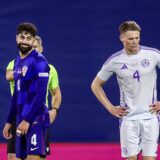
17,43,32,55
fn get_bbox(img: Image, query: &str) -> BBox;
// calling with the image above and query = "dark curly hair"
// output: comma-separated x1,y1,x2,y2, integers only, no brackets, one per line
17,22,37,37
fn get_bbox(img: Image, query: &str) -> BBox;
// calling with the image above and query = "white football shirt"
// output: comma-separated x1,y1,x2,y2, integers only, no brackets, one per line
97,46,160,120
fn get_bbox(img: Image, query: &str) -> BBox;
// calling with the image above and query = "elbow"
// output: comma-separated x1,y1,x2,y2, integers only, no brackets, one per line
57,91,62,105
51,87,62,106
59,96,62,106
56,87,62,102
91,80,96,93
91,76,104,93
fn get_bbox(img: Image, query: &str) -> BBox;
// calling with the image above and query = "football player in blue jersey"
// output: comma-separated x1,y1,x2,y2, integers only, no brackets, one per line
3,22,50,160
6,35,61,160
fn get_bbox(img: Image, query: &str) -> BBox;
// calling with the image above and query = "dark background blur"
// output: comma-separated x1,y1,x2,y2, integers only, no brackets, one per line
0,0,160,142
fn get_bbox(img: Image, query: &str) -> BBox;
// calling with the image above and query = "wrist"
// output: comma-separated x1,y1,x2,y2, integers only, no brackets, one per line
52,107,59,114
107,105,114,112
5,123,11,126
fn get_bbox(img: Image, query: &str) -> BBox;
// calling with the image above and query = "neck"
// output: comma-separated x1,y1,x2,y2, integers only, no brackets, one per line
125,47,140,55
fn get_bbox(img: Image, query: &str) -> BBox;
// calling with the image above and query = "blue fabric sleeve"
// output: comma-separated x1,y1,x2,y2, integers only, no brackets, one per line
23,60,49,124
6,84,17,124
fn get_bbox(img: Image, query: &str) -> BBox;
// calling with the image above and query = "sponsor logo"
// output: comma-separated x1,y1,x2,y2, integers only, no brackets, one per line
46,147,50,152
121,64,128,70
31,147,39,151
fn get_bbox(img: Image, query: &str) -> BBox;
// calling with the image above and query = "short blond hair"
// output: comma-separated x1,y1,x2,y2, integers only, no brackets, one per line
119,21,141,34
35,35,42,46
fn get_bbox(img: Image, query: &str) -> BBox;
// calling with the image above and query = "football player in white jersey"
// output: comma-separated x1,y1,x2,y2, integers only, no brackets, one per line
91,21,160,160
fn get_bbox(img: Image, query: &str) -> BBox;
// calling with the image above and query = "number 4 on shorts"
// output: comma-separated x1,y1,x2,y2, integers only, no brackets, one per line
31,134,37,146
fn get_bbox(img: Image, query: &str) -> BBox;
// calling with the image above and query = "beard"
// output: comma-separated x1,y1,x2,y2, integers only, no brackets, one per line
17,43,32,55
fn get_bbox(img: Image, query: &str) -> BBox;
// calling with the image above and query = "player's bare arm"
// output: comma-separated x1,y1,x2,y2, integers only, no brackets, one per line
49,86,62,123
91,76,128,118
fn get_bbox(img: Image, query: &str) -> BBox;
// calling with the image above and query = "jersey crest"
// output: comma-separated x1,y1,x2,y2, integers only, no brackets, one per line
141,59,150,67
22,66,28,76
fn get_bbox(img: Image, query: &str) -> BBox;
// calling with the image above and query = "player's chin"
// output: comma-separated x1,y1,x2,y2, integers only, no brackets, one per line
131,46,139,52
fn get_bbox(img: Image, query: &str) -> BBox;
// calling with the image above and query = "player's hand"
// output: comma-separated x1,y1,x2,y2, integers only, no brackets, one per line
49,109,57,124
108,106,129,118
149,101,160,114
17,120,30,135
6,70,14,81
3,123,12,139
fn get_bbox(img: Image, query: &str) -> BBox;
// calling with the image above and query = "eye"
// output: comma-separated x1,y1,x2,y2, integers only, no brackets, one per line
27,37,32,41
19,36,24,40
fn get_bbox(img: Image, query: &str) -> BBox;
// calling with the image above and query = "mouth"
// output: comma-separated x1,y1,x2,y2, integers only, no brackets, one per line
20,44,29,47
132,46,138,49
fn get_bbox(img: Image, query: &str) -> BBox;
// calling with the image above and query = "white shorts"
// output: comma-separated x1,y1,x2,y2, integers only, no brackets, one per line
120,118,159,158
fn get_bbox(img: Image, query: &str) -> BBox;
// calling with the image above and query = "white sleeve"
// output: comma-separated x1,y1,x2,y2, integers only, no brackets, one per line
153,50,160,68
97,60,114,81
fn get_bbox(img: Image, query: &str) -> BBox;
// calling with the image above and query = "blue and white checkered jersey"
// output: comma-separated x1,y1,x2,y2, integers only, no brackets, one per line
97,46,160,120
7,50,50,126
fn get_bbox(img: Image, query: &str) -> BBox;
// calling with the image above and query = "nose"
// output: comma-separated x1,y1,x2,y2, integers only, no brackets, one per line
132,39,137,44
20,37,29,44
21,38,28,44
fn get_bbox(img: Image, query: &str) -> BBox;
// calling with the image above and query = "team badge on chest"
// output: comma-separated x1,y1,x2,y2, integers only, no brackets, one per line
141,59,150,67
22,66,28,76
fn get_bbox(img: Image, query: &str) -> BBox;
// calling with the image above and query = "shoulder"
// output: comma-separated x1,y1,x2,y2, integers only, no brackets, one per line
49,64,58,75
6,59,15,70
104,49,124,66
33,50,47,61
49,64,57,71
8,59,15,65
140,45,160,54
32,51,49,66
31,51,49,72
9,59,15,64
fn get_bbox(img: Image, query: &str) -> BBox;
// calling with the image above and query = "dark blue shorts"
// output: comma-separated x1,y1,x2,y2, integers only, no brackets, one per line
16,125,48,159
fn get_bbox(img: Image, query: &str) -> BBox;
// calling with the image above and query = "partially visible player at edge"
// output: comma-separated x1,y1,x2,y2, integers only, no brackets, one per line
91,21,160,160
6,35,61,160
3,22,50,160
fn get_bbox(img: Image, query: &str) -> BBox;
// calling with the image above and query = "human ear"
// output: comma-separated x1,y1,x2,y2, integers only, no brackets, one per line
119,34,124,42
